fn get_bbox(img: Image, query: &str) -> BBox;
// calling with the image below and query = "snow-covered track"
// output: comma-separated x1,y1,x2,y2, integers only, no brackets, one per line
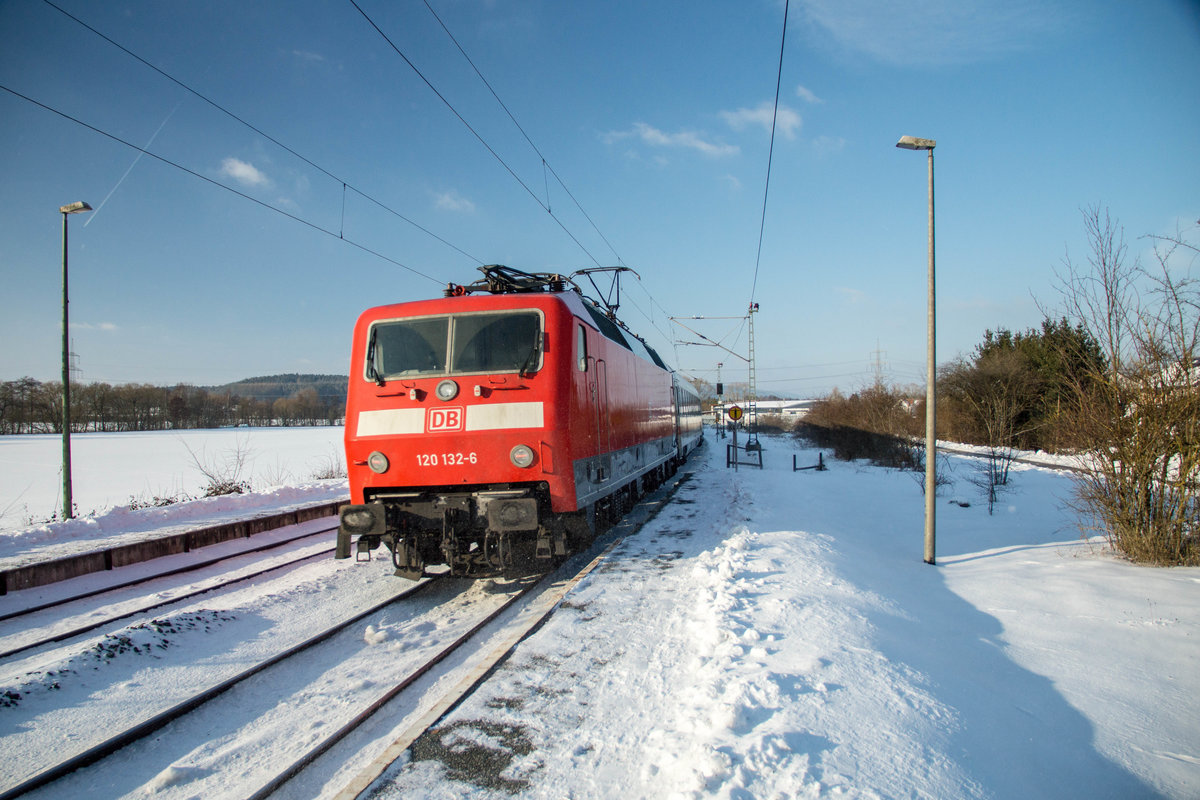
935,444,1086,473
331,533,628,800
321,470,690,800
0,525,341,623
0,526,338,662
0,576,438,800
0,500,346,596
3,468,693,800
247,572,552,800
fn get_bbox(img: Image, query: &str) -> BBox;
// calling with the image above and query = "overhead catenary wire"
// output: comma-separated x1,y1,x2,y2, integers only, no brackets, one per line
669,5,791,403
419,0,627,269
0,83,445,286
415,0,695,363
40,0,483,267
42,0,706,364
749,0,789,306
350,0,604,269
613,292,675,354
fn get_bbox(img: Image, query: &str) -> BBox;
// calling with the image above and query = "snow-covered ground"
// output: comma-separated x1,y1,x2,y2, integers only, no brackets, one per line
1,428,1197,798
0,426,346,531
0,427,349,565
370,435,1198,799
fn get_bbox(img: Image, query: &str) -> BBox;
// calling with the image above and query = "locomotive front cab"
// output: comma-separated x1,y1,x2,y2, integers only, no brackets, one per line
368,309,543,387
338,297,578,579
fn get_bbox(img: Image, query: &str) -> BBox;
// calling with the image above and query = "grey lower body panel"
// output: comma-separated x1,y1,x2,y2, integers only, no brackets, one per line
573,434,677,509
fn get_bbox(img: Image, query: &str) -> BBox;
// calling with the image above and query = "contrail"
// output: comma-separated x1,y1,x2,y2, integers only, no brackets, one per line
85,100,182,226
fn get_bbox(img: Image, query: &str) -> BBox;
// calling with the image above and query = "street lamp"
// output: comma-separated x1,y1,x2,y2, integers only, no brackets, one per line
60,200,92,520
895,135,937,565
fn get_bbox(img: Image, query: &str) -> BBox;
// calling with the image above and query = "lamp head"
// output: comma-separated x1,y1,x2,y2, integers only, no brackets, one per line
60,201,93,215
896,136,936,151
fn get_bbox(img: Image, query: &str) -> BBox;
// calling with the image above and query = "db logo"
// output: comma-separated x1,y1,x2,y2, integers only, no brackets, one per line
428,407,464,432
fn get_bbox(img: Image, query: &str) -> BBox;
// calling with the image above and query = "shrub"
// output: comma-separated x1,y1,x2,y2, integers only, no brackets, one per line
754,414,794,434
185,438,254,499
796,383,921,469
128,492,190,510
1051,207,1200,564
311,449,348,480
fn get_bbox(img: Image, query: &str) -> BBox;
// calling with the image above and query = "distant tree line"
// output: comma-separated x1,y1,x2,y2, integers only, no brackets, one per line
0,374,347,434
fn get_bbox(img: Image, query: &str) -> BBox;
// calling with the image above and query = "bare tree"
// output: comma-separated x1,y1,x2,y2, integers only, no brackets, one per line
1053,209,1199,564
1053,205,1140,384
942,350,1037,512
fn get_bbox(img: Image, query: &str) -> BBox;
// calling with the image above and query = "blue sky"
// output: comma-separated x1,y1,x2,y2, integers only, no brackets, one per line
1,0,1197,397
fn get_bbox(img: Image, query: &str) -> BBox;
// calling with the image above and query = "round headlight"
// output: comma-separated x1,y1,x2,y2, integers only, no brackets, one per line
435,379,459,401
367,451,390,474
510,444,535,468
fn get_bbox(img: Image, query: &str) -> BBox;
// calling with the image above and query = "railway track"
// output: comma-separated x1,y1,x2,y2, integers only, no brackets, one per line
0,526,339,662
0,574,440,800
936,444,1086,474
3,468,691,800
326,527,638,800
304,470,688,800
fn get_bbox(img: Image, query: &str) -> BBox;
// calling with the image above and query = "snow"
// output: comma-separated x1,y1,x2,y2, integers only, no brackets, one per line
373,436,1199,799
0,426,346,530
0,426,348,565
1,427,1197,798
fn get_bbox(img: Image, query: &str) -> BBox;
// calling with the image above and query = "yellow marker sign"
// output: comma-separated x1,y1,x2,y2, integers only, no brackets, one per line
727,405,743,421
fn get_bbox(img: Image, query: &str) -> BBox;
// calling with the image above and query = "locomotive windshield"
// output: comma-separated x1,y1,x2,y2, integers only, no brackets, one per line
368,311,542,380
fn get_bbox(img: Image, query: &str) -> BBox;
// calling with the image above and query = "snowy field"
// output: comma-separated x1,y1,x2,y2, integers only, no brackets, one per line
0,426,347,533
1,428,1197,798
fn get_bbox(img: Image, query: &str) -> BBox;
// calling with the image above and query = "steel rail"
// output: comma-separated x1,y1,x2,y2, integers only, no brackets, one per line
0,576,438,800
5,460,697,800
0,524,339,623
246,572,550,800
332,535,626,800
0,532,338,662
330,470,692,800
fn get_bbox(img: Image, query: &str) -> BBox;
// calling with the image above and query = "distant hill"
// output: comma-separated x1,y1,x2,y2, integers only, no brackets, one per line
208,373,348,403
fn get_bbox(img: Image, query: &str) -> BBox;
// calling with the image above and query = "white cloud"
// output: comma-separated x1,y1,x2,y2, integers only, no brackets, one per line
795,85,823,104
292,50,327,64
834,286,866,304
70,321,118,331
604,122,738,158
811,135,846,156
722,174,743,192
720,102,802,139
797,0,1065,66
434,190,476,213
218,157,270,188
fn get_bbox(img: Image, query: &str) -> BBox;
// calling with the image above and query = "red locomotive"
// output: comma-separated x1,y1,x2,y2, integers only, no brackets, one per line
336,266,703,578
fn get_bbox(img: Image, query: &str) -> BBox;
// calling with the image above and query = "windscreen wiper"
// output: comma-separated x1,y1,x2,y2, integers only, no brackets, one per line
518,331,543,378
366,329,385,387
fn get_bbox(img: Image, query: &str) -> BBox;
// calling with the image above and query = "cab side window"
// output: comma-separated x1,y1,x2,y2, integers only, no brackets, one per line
577,323,588,372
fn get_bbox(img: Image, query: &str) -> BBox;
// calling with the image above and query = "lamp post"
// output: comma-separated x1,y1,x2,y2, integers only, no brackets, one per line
895,135,936,565
59,200,92,520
